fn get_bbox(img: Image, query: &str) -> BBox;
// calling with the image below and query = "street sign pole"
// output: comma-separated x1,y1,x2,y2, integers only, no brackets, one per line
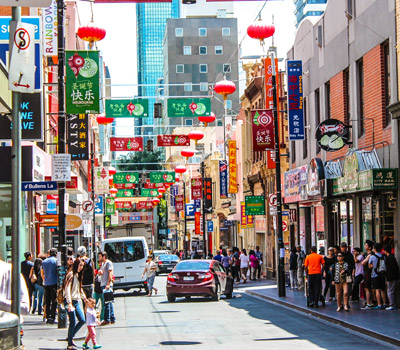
91,135,96,260
201,161,207,258
183,178,187,259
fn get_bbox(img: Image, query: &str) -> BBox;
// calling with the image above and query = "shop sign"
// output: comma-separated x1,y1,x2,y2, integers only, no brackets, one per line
283,165,307,203
114,183,135,189
240,201,246,228
113,172,139,184
157,135,190,147
315,119,350,152
264,57,279,110
358,169,398,191
93,167,109,194
219,161,228,199
39,214,83,230
223,219,235,227
245,196,265,216
306,158,325,197
247,215,254,228
195,212,202,235
171,185,178,206
251,110,274,151
204,178,213,213
255,216,266,233
167,98,211,118
343,151,358,192
118,212,153,225
324,160,342,179
110,137,143,152
175,194,184,211
65,50,100,114
140,189,159,197
42,0,57,56
191,178,202,200
136,201,153,210
150,171,175,183
287,60,304,140
315,205,325,232
105,197,115,215
67,114,89,161
228,140,237,193
105,99,148,118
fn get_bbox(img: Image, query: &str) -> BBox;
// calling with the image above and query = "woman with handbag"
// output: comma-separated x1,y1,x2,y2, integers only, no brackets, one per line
29,255,45,315
141,255,158,297
332,253,351,312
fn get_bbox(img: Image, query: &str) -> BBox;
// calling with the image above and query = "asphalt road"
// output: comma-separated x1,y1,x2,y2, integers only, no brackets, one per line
23,277,394,350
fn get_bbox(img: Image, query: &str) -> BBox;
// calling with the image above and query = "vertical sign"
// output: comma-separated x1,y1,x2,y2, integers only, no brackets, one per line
171,185,178,206
191,178,202,200
67,114,89,160
93,167,109,194
88,160,92,192
240,201,247,229
105,197,115,215
228,140,237,193
42,0,57,56
175,195,184,211
247,215,254,228
195,212,202,235
264,57,280,110
219,161,228,199
251,110,274,151
65,50,100,114
266,150,276,169
204,178,213,213
287,60,305,140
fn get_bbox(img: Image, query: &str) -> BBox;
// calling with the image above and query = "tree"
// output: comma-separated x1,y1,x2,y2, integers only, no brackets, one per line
114,150,163,171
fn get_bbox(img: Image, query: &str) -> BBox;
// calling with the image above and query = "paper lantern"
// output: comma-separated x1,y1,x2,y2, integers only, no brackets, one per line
77,24,106,49
109,166,117,175
158,187,166,194
181,148,195,160
175,165,187,174
96,114,114,125
109,188,118,195
247,20,275,45
214,79,236,101
189,130,204,145
175,176,180,183
152,198,160,206
198,112,216,127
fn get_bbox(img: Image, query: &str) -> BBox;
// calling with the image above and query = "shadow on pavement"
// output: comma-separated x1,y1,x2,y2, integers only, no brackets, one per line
159,341,202,346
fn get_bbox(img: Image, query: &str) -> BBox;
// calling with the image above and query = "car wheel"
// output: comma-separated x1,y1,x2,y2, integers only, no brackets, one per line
167,295,176,303
185,296,191,300
123,288,130,292
212,284,221,301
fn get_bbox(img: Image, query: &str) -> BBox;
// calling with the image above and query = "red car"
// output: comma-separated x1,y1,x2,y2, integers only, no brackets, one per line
166,260,234,302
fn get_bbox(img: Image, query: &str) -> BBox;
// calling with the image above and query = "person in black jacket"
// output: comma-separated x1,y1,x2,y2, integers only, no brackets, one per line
289,247,298,290
29,255,45,315
21,251,34,310
383,245,400,310
340,242,355,307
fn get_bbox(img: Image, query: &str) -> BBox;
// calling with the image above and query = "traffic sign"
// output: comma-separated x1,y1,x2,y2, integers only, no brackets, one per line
282,221,288,232
95,195,104,214
207,221,214,232
185,203,195,217
268,193,277,206
82,200,94,213
1,0,52,5
21,181,57,191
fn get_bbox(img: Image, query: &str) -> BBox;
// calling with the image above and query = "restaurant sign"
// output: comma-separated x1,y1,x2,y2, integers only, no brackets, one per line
245,196,265,216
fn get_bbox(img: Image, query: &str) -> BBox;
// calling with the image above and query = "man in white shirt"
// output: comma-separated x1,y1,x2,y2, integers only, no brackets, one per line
98,251,115,325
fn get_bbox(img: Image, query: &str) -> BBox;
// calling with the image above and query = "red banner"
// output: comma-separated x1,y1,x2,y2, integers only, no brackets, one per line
116,201,132,209
191,178,202,200
157,134,190,147
145,181,164,189
136,201,154,210
175,195,184,211
247,215,254,228
110,137,143,152
195,212,202,235
251,110,274,151
266,150,276,169
88,161,92,192
114,183,136,189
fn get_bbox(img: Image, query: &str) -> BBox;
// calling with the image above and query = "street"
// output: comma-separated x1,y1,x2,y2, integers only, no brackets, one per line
22,277,394,350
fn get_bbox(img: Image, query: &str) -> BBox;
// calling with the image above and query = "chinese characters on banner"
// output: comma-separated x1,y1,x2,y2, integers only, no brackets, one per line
266,150,276,169
144,181,164,189
264,57,280,111
251,110,274,151
175,194,184,211
171,185,178,206
157,134,190,147
114,183,135,189
93,167,109,194
150,172,175,183
116,201,132,209
117,189,135,197
141,189,159,197
136,201,153,210
247,215,254,228
113,172,139,184
167,98,211,118
105,99,148,118
228,140,237,193
110,137,143,152
241,201,247,229
287,60,305,140
65,51,100,114
204,178,213,213
195,212,202,235
219,161,228,199
105,197,115,215
67,114,89,160
191,178,202,200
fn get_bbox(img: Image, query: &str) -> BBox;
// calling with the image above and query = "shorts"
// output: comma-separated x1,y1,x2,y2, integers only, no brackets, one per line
371,275,386,291
364,272,372,289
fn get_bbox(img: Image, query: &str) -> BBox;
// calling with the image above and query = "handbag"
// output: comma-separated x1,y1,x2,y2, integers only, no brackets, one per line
30,273,37,284
103,289,114,303
346,275,353,283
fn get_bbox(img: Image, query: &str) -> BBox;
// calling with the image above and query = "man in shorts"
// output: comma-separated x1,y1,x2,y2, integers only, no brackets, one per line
368,242,386,310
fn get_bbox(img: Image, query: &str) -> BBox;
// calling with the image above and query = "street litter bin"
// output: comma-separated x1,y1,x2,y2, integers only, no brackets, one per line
0,311,19,350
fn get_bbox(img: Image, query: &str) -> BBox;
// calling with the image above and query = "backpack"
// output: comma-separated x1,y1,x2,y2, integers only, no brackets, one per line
374,255,387,276
82,258,94,285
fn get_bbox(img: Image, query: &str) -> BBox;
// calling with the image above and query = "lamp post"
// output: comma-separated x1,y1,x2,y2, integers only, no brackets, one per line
183,177,188,259
201,161,207,258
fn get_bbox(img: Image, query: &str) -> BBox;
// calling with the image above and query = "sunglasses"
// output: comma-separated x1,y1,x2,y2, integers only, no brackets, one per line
337,255,344,258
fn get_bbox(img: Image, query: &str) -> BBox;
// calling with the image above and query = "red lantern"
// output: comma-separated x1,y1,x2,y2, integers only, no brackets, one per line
189,130,204,145
175,165,187,174
157,194,163,198
96,114,114,125
152,198,160,206
109,166,117,175
181,148,195,161
158,187,166,194
198,112,216,127
247,20,275,45
109,178,114,185
77,24,106,49
109,188,118,195
214,79,236,101
175,176,180,183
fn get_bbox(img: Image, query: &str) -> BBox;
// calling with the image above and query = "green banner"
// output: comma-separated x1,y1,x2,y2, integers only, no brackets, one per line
65,51,100,114
117,189,135,198
141,189,159,197
113,172,139,184
106,99,149,118
105,197,115,215
167,98,211,118
245,196,265,215
149,172,175,183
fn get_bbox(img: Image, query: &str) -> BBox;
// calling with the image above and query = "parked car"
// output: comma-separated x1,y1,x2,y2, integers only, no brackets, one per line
166,260,234,302
156,254,180,275
153,250,170,258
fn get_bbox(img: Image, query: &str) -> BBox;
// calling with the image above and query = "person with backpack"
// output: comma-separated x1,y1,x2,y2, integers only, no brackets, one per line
77,246,94,305
368,242,387,310
383,245,400,310
29,254,46,315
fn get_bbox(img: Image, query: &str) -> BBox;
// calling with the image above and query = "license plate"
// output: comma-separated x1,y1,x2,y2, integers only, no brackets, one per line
183,276,194,281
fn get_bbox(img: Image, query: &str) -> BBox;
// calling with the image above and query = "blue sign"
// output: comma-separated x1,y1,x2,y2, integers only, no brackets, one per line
95,195,104,214
21,181,57,191
194,199,201,209
207,221,213,232
219,160,228,199
0,17,41,40
46,199,57,214
171,185,178,207
287,60,305,140
185,203,195,217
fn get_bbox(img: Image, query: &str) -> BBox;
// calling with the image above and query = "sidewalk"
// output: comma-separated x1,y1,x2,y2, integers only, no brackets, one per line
240,280,400,347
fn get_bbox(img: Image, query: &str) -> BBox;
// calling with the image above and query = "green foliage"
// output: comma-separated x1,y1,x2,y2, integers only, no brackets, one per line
114,150,163,171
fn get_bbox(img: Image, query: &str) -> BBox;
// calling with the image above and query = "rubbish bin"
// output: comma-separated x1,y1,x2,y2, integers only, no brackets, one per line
0,311,19,350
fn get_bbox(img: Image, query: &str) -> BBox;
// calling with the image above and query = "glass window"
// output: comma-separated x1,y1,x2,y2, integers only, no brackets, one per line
222,27,230,36
226,100,232,109
215,46,223,55
200,82,208,92
217,120,223,126
183,46,191,55
184,82,192,91
176,64,184,73
104,241,145,263
199,46,207,55
159,255,179,261
176,260,210,271
185,119,193,126
199,28,207,36
199,64,208,73
175,28,183,37
223,64,231,73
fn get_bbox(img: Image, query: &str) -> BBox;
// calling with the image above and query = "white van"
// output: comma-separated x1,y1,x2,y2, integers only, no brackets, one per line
101,237,149,292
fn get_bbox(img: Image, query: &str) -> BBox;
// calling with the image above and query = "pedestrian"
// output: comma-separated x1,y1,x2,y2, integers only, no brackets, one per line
296,245,306,290
340,242,355,308
191,249,201,259
207,252,213,259
21,251,34,310
77,246,94,305
368,242,387,310
249,250,259,281
332,252,351,311
98,251,116,325
232,247,240,283
41,248,58,324
361,240,375,309
383,245,399,310
64,257,88,350
213,251,222,262
323,247,336,301
141,255,158,297
289,247,298,290
239,249,249,283
93,260,104,322
351,248,364,302
221,249,231,273
255,246,263,279
304,246,325,308
29,255,45,315
82,297,102,349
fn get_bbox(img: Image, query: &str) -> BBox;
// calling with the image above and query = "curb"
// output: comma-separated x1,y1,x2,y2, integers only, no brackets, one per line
246,290,400,348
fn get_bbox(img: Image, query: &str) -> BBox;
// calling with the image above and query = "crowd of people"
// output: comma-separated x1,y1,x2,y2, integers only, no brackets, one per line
289,241,400,311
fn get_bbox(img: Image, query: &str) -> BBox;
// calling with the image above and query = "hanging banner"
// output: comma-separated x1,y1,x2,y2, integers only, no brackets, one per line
228,140,237,193
219,161,228,199
67,114,89,161
141,189,159,197
204,177,213,213
114,183,136,189
287,60,305,140
194,199,201,209
65,50,100,114
175,194,184,211
136,201,153,210
251,110,274,151
93,167,109,194
149,171,175,183
105,197,115,215
191,178,202,200
105,99,148,118
171,185,178,206
241,201,247,229
264,57,280,110
247,215,254,228
110,137,143,152
157,134,190,147
116,189,135,197
167,98,211,118
116,201,132,209
113,172,139,184
195,212,202,235
144,181,164,189
245,195,265,215
42,0,57,56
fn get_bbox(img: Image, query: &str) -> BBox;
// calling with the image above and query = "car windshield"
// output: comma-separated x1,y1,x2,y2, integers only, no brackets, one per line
154,251,168,257
159,255,179,261
175,261,210,271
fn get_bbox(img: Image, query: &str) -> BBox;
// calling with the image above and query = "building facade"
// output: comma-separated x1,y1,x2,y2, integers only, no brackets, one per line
294,0,327,27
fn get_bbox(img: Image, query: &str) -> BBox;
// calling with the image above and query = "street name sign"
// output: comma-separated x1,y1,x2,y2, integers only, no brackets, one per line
21,181,57,191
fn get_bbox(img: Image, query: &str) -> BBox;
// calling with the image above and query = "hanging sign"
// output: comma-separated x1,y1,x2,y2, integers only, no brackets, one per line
219,161,228,199
194,199,201,209
67,114,89,161
51,154,71,182
110,137,143,152
141,189,159,197
264,57,280,110
149,171,175,183
144,182,164,189
105,197,116,215
171,185,178,206
245,195,265,216
241,201,247,229
195,212,202,235
251,110,274,151
105,99,148,118
167,98,211,118
228,140,237,193
247,215,254,228
116,201,132,209
93,167,109,194
191,178,202,200
287,60,305,140
204,178,213,213
157,134,190,147
175,194,184,211
315,119,350,151
266,150,276,169
65,50,100,114
42,0,57,56
113,172,139,184
114,183,135,189
117,189,135,197
136,201,153,210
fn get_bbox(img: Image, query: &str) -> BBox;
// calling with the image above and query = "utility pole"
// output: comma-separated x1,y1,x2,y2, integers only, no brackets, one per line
201,161,207,258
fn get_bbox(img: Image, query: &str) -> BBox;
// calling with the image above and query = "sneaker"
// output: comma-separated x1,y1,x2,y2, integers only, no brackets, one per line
372,305,384,310
361,304,373,310
100,321,110,326
383,304,388,309
94,345,102,349
82,343,89,349
386,306,396,310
